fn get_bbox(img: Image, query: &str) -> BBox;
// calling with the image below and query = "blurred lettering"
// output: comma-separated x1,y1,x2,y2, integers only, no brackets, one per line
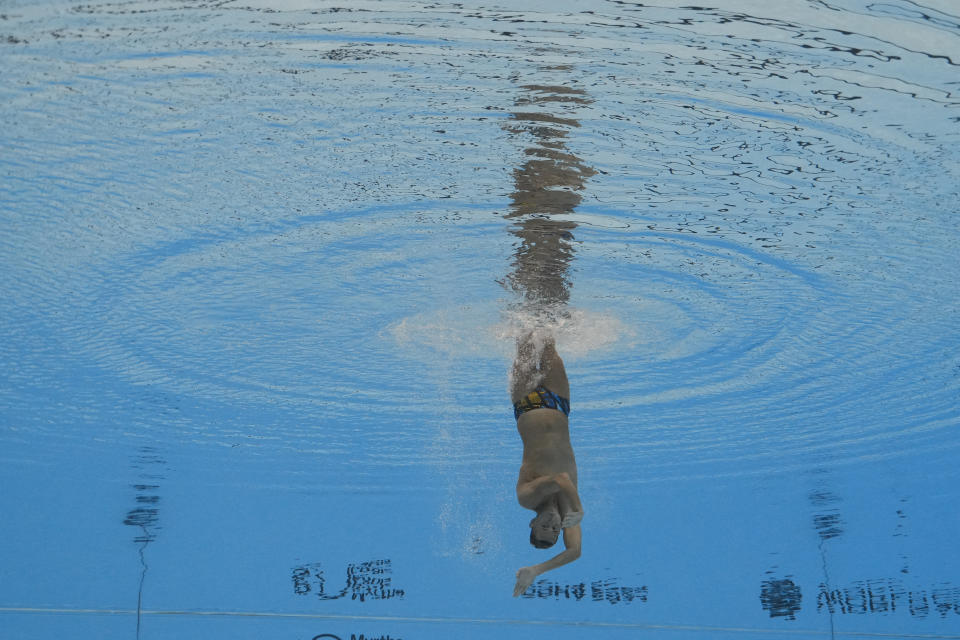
293,559,405,602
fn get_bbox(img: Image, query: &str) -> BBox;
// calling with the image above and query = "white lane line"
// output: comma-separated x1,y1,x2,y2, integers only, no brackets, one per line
1,607,959,639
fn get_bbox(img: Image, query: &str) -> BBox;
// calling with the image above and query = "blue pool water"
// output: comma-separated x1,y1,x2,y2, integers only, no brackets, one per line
1,1,959,639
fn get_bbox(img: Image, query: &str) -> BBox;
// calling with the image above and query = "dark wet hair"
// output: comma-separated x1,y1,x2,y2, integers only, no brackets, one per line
530,528,558,549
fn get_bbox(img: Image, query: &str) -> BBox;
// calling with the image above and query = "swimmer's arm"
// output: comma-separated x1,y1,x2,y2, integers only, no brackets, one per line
543,523,582,572
513,525,582,597
517,472,581,511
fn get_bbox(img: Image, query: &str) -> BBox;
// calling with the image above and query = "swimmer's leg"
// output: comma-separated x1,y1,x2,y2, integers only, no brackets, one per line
510,331,541,404
510,331,569,403
539,337,570,400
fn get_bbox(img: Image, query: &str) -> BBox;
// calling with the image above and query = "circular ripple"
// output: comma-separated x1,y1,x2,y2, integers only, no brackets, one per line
565,214,959,481
2,0,957,481
69,205,508,415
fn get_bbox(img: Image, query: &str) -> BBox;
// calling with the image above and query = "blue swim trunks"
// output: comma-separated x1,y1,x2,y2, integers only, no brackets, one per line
513,386,571,420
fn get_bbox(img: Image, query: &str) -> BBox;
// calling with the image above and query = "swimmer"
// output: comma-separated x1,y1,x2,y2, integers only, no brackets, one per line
511,331,583,597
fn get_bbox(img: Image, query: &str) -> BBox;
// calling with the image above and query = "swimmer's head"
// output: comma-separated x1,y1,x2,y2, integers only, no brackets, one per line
529,500,561,549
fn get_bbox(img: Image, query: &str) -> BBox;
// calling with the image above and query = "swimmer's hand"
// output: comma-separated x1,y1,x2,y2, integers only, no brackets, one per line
561,510,583,528
513,566,538,597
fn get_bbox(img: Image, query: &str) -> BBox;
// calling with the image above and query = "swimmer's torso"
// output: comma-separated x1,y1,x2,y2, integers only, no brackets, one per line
516,409,578,488
510,336,576,491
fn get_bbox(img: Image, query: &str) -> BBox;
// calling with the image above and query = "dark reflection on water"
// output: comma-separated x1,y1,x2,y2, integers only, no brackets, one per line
123,449,164,543
521,577,648,605
502,65,596,309
291,559,406,603
807,481,960,619
760,574,803,620
123,446,165,639
809,470,844,636
809,488,845,543
896,496,911,576
759,473,960,623
817,578,960,618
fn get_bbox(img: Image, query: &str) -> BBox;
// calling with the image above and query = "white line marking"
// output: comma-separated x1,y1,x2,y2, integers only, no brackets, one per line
1,607,959,638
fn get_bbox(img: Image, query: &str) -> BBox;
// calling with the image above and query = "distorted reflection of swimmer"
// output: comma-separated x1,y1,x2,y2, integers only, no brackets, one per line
511,332,583,596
